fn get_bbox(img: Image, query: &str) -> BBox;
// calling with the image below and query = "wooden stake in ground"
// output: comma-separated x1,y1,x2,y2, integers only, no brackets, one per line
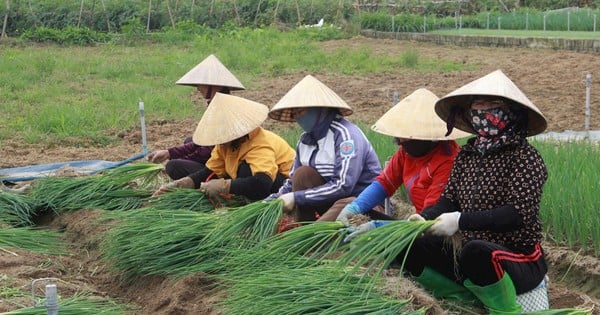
100,0,110,32
2,0,10,38
294,0,302,26
77,0,85,27
254,0,263,25
146,0,152,33
232,0,241,25
273,0,280,25
165,0,175,29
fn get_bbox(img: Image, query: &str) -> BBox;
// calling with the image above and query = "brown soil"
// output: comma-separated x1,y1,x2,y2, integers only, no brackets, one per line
1,36,600,314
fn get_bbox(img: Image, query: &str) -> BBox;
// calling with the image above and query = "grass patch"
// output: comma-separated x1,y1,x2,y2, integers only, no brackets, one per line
1,27,467,146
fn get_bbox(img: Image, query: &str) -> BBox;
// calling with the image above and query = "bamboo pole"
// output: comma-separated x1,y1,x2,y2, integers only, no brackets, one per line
77,0,85,27
100,0,110,32
165,0,176,28
28,0,37,27
232,0,241,25
294,0,302,25
254,0,263,25
146,0,152,33
1,0,10,38
273,0,280,25
90,0,96,28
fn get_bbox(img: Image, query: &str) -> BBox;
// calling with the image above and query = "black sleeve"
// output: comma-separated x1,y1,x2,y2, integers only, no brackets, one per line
188,167,214,188
420,196,456,220
459,205,522,232
230,172,274,201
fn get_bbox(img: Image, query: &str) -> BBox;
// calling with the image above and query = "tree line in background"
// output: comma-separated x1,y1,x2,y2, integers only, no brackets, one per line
1,0,599,39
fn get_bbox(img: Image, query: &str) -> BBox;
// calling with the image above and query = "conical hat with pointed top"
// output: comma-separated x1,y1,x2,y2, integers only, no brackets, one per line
372,88,470,140
192,93,267,145
435,69,547,136
269,75,353,122
176,54,245,90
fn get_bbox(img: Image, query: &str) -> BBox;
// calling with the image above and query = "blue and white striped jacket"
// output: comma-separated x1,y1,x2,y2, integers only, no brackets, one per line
278,116,382,208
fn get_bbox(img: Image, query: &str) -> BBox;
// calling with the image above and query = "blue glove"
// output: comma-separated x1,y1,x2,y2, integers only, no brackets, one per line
343,221,377,243
336,202,362,227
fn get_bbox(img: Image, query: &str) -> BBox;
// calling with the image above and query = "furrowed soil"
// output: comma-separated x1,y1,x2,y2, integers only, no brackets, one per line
1,36,599,314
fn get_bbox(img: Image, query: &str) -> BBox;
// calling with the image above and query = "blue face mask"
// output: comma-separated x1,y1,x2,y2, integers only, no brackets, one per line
295,108,323,132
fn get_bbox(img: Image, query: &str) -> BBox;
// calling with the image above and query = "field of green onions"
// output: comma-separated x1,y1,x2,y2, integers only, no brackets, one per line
1,27,599,314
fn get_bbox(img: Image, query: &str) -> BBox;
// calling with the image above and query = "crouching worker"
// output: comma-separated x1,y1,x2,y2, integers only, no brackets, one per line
146,54,246,180
266,75,382,222
399,70,550,314
152,93,295,203
329,88,469,233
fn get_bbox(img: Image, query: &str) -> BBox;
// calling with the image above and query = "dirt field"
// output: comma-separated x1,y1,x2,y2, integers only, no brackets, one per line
1,36,600,314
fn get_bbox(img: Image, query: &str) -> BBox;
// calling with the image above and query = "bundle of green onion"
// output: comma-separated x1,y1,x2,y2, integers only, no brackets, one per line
100,208,217,281
336,220,435,286
30,163,163,212
219,264,421,315
0,191,39,227
0,227,66,254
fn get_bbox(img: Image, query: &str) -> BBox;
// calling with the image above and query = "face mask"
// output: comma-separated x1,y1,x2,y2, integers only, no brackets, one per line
401,140,437,157
470,107,512,137
295,108,323,132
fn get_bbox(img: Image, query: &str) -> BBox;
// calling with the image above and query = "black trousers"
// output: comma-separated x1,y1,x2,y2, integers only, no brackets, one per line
398,235,547,294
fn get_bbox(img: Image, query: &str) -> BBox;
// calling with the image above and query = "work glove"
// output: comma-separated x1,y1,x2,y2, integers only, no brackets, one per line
429,211,461,236
146,149,170,163
278,192,295,213
343,221,377,243
200,178,232,198
152,176,194,197
263,193,279,203
407,213,425,222
336,203,362,227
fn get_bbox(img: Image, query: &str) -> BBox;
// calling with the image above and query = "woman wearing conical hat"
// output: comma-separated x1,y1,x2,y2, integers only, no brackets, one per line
266,75,383,222
398,70,550,314
152,93,295,202
146,54,246,180
325,88,469,226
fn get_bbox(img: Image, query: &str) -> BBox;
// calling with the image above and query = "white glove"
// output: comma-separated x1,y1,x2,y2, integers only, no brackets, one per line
429,212,461,236
263,193,279,203
408,213,425,222
336,203,362,227
343,221,377,243
146,149,170,163
278,192,295,213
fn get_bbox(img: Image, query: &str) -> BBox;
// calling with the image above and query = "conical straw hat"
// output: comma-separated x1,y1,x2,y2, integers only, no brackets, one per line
269,75,353,122
176,54,245,90
435,69,547,136
192,93,268,146
372,88,470,141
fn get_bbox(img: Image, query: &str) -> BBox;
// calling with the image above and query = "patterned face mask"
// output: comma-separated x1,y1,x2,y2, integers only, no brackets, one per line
469,107,516,154
470,107,512,137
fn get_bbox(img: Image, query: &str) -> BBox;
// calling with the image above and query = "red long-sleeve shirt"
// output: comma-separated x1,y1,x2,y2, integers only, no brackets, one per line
375,141,460,213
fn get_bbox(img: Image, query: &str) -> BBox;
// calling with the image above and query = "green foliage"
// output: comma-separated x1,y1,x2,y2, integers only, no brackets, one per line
358,7,600,33
20,26,112,44
536,141,600,256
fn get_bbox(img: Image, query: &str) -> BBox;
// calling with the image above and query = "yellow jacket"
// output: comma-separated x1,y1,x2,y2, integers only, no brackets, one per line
206,127,295,181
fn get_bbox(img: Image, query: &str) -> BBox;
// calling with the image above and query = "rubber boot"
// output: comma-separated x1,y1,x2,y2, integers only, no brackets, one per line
464,273,522,315
414,267,479,303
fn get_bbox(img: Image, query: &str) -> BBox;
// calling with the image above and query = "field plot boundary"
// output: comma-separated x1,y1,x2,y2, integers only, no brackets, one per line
361,30,600,53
